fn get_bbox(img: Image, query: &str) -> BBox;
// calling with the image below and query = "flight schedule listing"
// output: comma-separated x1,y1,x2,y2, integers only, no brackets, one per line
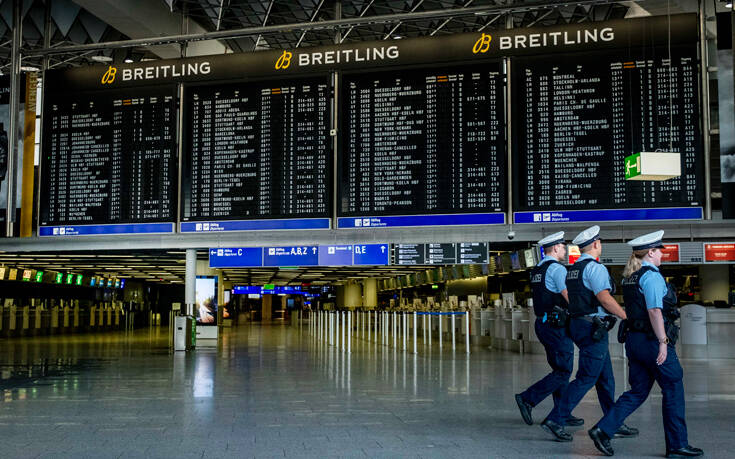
514,47,703,211
340,63,506,217
182,77,330,221
40,86,177,226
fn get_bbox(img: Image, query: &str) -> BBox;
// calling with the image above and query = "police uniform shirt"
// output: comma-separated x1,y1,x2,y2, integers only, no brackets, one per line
577,253,612,317
638,260,667,310
539,255,567,294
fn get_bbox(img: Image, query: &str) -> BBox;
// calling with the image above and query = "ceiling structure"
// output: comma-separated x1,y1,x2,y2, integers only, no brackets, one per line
0,0,722,71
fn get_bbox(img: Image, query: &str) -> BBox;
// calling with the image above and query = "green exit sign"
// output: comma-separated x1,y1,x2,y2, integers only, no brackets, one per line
625,153,641,179
263,284,275,290
35,272,44,282
55,273,63,284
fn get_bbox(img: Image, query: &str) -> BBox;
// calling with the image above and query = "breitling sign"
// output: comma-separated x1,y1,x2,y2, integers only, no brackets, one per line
44,14,696,92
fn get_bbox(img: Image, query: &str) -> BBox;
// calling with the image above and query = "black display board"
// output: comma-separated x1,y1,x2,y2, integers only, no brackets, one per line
513,46,703,212
40,86,178,227
181,77,331,222
339,63,506,217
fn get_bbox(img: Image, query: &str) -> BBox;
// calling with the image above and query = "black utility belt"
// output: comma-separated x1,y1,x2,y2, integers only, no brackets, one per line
538,306,569,329
574,314,617,341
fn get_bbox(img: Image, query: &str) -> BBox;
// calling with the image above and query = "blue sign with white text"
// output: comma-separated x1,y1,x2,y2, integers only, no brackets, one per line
337,213,505,228
353,244,390,265
318,245,354,265
39,223,174,236
263,246,319,266
209,247,263,268
181,218,330,232
514,207,703,224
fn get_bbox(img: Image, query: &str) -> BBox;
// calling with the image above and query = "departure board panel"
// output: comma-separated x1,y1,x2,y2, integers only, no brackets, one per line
339,63,506,220
182,77,330,222
513,47,703,217
40,86,177,228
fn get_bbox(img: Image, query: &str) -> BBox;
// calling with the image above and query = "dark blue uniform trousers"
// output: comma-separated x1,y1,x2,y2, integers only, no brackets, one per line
547,318,615,424
520,318,574,408
596,332,688,451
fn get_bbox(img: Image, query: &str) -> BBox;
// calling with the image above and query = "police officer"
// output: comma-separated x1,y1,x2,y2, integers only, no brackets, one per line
588,231,702,458
541,226,637,442
515,232,583,427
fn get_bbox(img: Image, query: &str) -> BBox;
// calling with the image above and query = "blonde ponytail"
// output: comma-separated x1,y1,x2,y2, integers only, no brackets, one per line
622,249,650,278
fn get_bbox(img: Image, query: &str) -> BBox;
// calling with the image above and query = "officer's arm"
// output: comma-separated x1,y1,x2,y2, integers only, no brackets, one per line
561,289,569,303
647,308,667,342
596,290,627,320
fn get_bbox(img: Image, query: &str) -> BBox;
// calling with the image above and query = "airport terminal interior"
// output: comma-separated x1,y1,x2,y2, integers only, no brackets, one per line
1,0,735,457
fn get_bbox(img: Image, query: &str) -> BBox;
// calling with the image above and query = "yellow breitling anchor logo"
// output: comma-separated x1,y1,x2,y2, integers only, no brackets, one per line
275,50,293,70
101,66,117,84
472,33,492,54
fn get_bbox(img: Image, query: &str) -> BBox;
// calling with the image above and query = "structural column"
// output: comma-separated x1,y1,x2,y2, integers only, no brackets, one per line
363,278,377,308
185,249,196,316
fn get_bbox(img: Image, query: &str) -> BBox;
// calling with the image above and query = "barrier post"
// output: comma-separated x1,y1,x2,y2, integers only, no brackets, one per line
413,313,417,354
428,314,432,347
403,313,407,350
439,314,443,350
347,311,351,354
452,314,456,351
465,311,470,354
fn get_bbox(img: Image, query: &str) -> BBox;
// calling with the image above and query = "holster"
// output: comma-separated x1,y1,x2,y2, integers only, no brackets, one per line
548,306,569,329
591,317,608,341
617,319,629,343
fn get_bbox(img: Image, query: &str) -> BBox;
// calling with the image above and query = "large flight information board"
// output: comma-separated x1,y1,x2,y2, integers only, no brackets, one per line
181,77,331,231
338,63,506,228
513,47,704,223
40,86,177,235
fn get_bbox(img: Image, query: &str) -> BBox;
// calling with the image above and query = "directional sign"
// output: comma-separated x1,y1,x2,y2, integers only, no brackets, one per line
209,247,263,268
263,246,319,267
318,245,354,266
353,244,390,265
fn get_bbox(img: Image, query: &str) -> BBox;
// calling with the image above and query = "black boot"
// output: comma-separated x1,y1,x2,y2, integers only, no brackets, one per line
565,415,585,427
666,445,704,458
588,426,614,456
614,423,639,438
515,394,533,425
541,418,572,442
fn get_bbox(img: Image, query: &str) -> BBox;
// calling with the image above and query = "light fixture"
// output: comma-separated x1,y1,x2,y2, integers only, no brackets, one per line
91,55,113,63
124,58,134,64
20,65,40,72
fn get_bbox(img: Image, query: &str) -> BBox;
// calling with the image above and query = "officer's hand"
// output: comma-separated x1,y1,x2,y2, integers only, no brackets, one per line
656,342,668,365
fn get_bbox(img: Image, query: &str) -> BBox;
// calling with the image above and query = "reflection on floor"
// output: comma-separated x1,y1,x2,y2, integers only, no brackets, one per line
0,323,732,458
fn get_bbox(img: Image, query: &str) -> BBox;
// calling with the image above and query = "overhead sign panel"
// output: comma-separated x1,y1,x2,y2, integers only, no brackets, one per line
318,245,353,266
353,244,390,266
208,248,263,268
263,246,319,267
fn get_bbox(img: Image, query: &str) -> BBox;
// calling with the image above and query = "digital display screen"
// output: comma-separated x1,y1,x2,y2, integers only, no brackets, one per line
40,86,178,226
340,63,506,217
182,77,331,221
513,46,703,212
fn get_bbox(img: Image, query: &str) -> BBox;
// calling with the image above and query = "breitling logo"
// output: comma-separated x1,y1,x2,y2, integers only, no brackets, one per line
101,66,117,84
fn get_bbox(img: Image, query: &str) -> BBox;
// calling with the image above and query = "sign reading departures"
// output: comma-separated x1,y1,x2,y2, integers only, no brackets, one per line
37,15,703,237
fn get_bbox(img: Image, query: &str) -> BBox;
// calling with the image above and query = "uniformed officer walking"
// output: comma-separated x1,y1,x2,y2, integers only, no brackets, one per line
588,231,702,458
515,231,583,427
541,226,637,441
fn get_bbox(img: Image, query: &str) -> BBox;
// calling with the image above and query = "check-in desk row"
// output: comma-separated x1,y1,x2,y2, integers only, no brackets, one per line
471,304,734,360
0,304,125,337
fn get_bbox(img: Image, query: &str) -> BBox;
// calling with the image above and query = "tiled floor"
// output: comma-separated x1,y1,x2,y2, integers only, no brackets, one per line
0,322,731,458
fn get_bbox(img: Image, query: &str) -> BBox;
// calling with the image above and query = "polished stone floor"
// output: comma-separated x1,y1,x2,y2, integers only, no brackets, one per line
0,322,731,458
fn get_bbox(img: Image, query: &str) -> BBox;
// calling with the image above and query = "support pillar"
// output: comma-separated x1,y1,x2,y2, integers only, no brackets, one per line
184,249,196,316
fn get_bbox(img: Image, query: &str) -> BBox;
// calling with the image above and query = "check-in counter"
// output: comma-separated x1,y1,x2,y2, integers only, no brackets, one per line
678,305,735,359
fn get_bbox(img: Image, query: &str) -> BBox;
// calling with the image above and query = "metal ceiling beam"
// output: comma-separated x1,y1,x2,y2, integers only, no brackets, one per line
296,0,327,48
25,0,629,57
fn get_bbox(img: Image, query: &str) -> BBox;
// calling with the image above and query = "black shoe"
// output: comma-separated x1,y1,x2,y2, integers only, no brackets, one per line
588,426,614,456
515,394,533,425
614,423,639,438
565,415,585,427
541,418,573,442
666,445,704,458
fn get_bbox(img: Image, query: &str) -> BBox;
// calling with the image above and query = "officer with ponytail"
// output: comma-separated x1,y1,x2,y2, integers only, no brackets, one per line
588,231,702,458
